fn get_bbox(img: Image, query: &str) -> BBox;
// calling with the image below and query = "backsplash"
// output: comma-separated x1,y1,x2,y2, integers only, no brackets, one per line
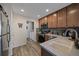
50,28,65,35
50,27,79,37
37,27,79,37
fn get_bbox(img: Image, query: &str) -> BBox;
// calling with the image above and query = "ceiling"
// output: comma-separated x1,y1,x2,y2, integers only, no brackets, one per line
12,3,71,20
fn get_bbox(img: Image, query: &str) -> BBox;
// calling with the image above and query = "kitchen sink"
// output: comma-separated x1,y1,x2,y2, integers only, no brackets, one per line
50,38,74,49
49,38,74,54
50,42,72,54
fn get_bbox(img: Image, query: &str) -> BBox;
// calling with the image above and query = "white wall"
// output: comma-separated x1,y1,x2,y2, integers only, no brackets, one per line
12,13,26,47
12,12,34,48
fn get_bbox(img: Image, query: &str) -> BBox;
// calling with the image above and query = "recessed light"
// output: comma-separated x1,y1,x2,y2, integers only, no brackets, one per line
37,15,40,18
45,17,47,20
69,10,76,14
53,14,56,16
46,9,49,12
21,9,24,12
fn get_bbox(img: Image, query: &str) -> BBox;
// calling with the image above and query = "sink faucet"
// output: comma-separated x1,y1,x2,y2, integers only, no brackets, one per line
64,29,78,40
65,29,79,49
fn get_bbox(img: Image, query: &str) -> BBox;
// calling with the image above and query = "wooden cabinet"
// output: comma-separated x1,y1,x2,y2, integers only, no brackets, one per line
41,47,53,56
39,19,42,28
48,15,52,28
44,17,48,24
42,17,48,25
48,13,57,28
39,4,79,28
52,13,58,28
45,34,49,41
39,17,48,28
67,4,79,27
57,8,67,27
40,18,44,25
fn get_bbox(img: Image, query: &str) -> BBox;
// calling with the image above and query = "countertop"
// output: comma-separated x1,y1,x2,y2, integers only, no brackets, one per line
40,34,79,56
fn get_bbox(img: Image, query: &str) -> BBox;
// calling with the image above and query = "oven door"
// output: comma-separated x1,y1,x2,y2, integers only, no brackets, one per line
38,34,45,43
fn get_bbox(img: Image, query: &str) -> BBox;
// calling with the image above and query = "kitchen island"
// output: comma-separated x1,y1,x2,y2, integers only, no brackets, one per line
40,34,79,56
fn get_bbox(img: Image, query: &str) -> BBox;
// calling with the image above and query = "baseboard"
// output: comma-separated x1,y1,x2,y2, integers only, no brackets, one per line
12,43,26,49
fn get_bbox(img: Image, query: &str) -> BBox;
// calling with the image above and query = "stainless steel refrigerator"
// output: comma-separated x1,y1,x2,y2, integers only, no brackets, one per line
0,5,10,56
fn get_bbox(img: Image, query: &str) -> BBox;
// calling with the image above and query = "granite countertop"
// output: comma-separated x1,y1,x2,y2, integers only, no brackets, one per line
40,34,79,56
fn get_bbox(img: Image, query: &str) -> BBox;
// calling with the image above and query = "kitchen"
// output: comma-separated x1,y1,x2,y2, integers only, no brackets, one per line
0,3,79,56
37,3,79,56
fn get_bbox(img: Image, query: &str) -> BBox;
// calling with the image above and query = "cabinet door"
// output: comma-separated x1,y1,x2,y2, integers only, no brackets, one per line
45,34,49,41
67,4,79,27
44,17,48,24
39,19,43,27
57,8,67,27
48,13,57,28
39,20,41,28
40,19,43,26
41,18,45,25
52,13,58,28
39,17,48,28
39,19,42,28
48,15,52,28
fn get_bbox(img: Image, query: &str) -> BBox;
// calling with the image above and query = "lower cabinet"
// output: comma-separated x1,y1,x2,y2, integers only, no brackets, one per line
41,47,55,56
45,34,49,41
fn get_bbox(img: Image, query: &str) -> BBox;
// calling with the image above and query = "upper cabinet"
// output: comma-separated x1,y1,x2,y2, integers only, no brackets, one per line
52,13,58,28
44,17,48,24
57,8,67,27
40,18,44,25
43,17,48,24
38,4,79,28
39,19,41,28
67,4,79,27
48,15,52,28
48,13,57,28
39,17,48,28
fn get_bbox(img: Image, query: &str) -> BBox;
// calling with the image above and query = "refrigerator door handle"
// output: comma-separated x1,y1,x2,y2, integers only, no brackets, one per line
7,38,9,47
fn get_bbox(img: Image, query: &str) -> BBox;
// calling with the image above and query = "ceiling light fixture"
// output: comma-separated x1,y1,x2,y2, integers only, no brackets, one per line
21,9,24,12
46,9,49,12
37,15,40,18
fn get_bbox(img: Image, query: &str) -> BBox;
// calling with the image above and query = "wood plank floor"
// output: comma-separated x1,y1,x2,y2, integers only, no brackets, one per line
13,39,41,56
